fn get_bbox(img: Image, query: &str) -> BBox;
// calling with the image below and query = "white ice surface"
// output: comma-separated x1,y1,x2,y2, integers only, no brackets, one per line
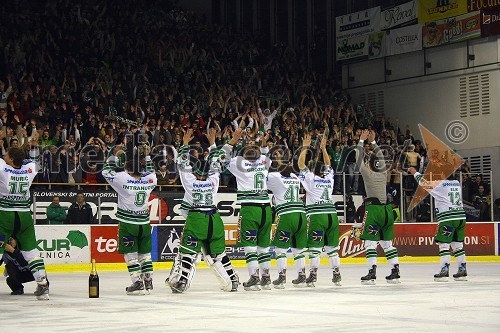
2,263,500,333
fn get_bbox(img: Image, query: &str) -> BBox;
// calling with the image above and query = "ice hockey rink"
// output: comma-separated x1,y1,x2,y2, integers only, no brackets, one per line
2,261,500,333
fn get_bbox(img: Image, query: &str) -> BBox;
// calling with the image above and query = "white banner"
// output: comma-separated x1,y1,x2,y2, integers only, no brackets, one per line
381,0,418,30
336,35,369,60
35,225,91,264
385,24,422,56
336,7,381,40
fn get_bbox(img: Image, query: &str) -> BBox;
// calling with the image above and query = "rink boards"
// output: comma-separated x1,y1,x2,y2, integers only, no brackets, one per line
34,222,500,265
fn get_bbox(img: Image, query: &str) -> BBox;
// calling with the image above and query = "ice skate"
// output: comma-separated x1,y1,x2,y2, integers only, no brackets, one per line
292,273,307,288
126,280,146,295
386,264,401,284
243,274,261,291
361,265,377,285
434,263,449,282
229,273,240,292
170,279,188,294
34,280,50,300
453,263,468,281
332,267,342,286
230,279,240,292
306,268,317,287
143,273,153,293
273,271,286,289
260,274,271,290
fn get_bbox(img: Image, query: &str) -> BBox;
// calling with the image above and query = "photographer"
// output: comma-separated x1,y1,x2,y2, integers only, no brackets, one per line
1,237,35,295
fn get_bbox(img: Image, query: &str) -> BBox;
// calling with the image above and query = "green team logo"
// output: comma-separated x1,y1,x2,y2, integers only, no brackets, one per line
66,230,89,248
135,191,147,206
37,230,89,259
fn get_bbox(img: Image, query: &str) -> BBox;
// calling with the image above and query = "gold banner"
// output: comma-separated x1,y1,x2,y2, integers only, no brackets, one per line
468,0,500,12
418,0,468,22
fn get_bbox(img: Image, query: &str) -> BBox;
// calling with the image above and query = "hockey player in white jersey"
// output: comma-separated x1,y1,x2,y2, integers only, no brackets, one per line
167,128,239,293
0,147,50,300
409,167,468,281
298,133,342,287
221,128,273,291
102,146,157,295
266,149,308,288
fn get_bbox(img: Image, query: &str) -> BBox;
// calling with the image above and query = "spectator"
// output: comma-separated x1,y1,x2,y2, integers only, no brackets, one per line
342,140,359,195
68,154,83,185
473,185,491,221
461,173,474,203
82,163,105,190
66,192,95,224
471,174,489,197
157,161,169,186
46,196,67,224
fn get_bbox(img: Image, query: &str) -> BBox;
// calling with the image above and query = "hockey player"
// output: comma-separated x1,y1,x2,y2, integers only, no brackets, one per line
102,146,157,295
352,130,401,285
221,128,273,291
167,128,239,293
298,133,341,287
408,167,467,281
0,147,50,300
266,150,307,289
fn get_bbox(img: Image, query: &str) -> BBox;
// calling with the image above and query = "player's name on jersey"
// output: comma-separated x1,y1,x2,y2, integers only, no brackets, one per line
122,184,156,191
10,175,30,182
245,166,266,172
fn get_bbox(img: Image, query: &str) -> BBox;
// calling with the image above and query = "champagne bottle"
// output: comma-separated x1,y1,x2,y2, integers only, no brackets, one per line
89,259,99,298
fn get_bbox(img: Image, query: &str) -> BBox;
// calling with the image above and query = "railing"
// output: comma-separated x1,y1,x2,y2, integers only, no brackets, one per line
30,170,496,224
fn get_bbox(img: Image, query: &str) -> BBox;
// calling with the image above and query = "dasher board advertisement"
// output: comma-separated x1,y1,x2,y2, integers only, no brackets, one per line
35,225,90,263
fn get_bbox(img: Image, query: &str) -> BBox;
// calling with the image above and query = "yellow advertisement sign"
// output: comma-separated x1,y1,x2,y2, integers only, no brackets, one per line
418,0,467,22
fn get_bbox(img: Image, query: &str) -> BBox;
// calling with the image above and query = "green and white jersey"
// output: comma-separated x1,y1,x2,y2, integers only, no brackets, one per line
266,172,305,216
414,172,466,222
222,144,270,204
177,145,221,217
299,167,336,216
102,157,157,225
0,158,37,211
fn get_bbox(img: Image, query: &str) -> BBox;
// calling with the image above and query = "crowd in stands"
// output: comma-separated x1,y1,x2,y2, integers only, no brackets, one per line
0,0,494,222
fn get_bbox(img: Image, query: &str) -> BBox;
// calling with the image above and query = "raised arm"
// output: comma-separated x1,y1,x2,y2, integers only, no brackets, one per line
320,134,330,166
367,130,386,171
355,129,369,170
298,133,312,170
221,127,243,165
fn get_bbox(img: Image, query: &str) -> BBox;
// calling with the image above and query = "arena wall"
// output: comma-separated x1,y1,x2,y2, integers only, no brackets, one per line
344,36,500,194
